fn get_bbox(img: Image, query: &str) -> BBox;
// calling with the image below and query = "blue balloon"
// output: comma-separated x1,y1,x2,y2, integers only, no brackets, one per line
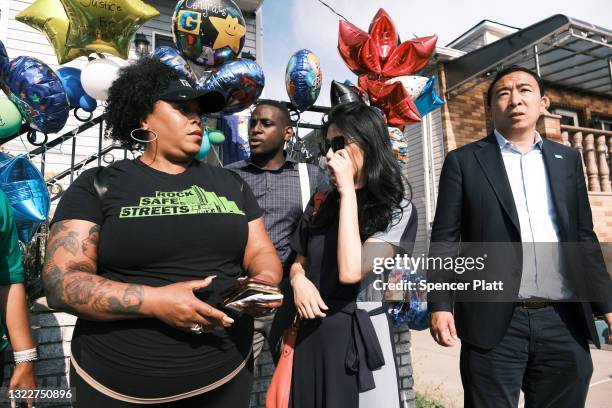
196,129,211,160
0,40,69,134
285,49,322,111
79,94,97,112
152,46,199,87
0,41,8,75
200,59,264,115
0,153,49,243
414,76,444,117
56,67,97,113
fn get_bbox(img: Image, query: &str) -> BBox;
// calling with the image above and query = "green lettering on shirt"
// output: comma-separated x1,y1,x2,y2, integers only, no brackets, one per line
119,186,245,219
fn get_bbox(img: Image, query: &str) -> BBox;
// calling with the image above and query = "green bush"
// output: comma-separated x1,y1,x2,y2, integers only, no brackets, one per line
415,393,445,408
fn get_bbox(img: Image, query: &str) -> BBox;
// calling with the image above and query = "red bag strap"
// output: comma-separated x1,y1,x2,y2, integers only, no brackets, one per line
311,190,330,222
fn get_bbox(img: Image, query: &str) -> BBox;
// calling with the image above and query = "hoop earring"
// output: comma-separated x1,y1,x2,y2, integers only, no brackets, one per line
130,128,158,143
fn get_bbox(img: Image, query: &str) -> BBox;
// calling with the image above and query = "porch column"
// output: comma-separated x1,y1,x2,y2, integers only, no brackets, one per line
537,111,563,144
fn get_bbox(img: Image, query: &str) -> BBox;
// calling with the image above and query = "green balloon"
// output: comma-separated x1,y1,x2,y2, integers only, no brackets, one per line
208,129,226,145
0,98,23,139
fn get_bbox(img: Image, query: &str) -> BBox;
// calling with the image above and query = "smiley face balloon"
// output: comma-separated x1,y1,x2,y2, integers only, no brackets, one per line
172,0,246,68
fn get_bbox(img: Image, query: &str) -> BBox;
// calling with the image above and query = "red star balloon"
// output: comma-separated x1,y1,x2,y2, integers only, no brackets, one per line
382,35,439,77
338,8,437,78
338,20,369,75
358,75,421,127
368,9,398,64
337,8,439,127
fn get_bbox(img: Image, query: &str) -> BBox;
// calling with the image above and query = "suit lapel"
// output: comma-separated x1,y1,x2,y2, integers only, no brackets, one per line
474,134,521,235
541,140,569,240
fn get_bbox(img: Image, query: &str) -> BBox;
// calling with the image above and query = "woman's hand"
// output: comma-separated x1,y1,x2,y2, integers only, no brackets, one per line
326,149,355,194
291,274,328,319
8,362,36,408
149,276,234,332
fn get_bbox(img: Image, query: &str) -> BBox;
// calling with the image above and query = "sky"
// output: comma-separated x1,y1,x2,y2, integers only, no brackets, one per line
260,0,612,113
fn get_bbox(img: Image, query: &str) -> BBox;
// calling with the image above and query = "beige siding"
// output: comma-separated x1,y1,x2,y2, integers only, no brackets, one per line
403,81,445,256
455,34,486,54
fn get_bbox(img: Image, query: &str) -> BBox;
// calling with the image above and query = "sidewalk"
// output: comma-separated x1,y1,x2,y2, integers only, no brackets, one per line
410,330,612,408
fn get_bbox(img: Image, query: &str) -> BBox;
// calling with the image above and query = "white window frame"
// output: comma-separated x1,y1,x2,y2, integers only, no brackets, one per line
152,32,174,50
597,118,612,131
552,108,580,127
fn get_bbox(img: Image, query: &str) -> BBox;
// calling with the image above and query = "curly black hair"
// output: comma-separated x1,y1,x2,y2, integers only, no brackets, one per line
104,57,181,149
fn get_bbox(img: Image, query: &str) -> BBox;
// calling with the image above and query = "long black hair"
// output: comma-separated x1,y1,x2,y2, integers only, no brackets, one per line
314,102,410,239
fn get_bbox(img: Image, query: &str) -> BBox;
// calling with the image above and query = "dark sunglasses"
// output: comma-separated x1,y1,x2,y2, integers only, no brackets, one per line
321,136,346,154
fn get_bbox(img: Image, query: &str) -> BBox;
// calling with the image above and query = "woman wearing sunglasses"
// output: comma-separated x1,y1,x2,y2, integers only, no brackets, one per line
288,102,417,407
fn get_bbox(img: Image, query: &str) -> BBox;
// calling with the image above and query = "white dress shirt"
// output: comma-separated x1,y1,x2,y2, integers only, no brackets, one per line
494,130,573,300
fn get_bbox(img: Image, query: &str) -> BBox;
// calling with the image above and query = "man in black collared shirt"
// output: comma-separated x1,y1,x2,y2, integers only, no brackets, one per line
226,100,327,362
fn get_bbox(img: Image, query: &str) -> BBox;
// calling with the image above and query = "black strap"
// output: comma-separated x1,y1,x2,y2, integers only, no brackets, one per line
93,167,109,200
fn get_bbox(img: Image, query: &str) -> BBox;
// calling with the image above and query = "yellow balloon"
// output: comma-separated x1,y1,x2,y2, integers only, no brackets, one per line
60,0,160,59
16,0,89,64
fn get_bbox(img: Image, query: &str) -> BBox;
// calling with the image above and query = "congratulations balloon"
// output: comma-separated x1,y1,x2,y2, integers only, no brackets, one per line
59,0,159,59
16,0,89,64
0,98,23,139
151,46,199,87
81,57,128,101
285,49,322,112
0,52,69,134
200,59,264,115
0,154,50,243
56,67,97,112
172,0,246,67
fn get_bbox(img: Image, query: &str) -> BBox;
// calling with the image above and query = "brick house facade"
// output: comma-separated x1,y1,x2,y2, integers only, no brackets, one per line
434,19,612,243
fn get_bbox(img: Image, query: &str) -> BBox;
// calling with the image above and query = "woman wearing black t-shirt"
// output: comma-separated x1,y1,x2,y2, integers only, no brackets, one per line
288,102,417,407
41,59,282,407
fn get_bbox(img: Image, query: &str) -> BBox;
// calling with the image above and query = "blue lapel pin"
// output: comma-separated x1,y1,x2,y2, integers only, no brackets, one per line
554,154,563,159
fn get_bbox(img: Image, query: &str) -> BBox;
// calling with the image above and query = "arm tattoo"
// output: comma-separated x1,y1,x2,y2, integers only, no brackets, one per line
42,220,145,318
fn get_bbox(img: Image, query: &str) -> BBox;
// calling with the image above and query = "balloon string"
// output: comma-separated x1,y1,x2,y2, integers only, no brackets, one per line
315,0,349,21
211,145,223,167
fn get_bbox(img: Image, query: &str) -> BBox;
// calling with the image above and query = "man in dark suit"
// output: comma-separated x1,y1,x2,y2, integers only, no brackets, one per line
428,65,612,407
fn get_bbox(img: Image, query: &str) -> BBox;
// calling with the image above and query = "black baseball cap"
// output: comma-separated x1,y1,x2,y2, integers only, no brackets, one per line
156,79,226,113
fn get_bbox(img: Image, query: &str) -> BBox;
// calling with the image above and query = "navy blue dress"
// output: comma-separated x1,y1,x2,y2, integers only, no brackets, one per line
289,190,417,408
